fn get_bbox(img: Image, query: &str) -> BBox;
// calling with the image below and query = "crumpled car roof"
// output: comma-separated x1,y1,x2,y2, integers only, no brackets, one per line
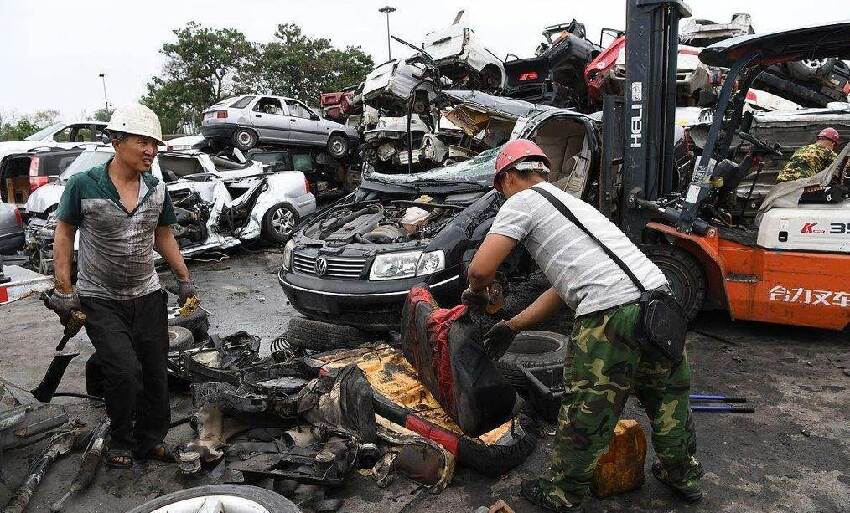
700,21,850,67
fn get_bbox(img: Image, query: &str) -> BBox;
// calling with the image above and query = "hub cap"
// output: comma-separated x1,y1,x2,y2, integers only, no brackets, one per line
330,138,346,155
237,131,253,146
271,207,294,236
150,495,271,513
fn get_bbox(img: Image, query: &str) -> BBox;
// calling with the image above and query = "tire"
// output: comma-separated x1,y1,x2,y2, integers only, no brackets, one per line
326,133,349,159
261,203,298,244
168,306,210,343
643,244,706,322
287,316,373,351
168,325,195,352
124,485,300,513
232,127,258,151
457,414,538,476
785,58,837,81
495,331,568,391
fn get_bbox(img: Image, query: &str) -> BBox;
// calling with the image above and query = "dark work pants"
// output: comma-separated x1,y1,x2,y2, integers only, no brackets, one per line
80,289,170,454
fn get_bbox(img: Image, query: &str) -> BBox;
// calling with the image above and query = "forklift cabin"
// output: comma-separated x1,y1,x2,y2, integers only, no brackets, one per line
604,2,850,330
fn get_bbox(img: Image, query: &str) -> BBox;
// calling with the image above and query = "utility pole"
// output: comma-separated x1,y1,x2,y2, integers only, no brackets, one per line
378,6,396,61
98,73,109,112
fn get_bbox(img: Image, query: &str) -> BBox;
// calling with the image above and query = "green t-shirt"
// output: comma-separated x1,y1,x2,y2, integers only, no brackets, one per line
56,160,177,300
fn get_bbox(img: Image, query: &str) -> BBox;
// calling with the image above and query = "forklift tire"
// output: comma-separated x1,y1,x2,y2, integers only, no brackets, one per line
287,316,374,351
643,244,706,322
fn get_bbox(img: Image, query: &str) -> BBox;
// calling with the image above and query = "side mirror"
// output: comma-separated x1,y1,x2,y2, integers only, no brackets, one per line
100,134,111,144
310,113,320,121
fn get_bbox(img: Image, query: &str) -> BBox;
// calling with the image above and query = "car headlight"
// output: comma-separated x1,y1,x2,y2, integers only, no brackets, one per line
416,250,445,276
369,250,445,280
282,239,295,271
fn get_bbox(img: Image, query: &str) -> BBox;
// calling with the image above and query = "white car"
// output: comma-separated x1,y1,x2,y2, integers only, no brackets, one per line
419,10,505,91
0,121,109,175
25,146,316,273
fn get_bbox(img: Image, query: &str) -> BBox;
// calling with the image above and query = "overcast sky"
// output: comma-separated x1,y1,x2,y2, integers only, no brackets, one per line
1,0,847,121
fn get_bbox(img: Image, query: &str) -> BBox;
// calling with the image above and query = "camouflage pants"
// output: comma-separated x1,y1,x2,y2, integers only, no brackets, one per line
540,303,701,507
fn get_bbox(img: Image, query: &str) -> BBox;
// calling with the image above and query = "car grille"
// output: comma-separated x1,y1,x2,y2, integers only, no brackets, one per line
291,252,367,279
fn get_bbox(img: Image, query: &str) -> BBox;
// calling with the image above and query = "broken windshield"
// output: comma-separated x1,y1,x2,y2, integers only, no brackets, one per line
363,146,500,186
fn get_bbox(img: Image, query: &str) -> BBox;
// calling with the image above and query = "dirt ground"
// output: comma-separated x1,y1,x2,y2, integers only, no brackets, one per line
1,248,848,513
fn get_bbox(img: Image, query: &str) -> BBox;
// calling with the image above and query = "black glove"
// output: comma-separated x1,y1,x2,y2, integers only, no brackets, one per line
46,289,81,322
178,279,196,307
461,287,490,311
483,320,518,360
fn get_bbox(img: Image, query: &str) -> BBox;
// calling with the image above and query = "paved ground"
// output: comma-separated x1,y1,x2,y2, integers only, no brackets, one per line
1,248,848,513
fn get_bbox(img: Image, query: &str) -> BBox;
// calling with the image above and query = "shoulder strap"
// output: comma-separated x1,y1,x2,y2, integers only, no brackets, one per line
530,185,646,293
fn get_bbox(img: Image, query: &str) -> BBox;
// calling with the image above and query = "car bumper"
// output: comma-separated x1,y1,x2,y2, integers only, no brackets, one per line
200,123,238,140
278,267,463,330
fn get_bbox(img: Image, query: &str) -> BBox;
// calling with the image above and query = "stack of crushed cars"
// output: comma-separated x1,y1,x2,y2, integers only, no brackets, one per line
321,11,848,180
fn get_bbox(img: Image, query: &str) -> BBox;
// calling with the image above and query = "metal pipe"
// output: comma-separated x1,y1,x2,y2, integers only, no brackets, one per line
379,6,396,61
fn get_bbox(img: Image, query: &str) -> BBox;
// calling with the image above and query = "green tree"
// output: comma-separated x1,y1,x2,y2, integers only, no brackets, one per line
93,107,115,122
251,23,373,105
0,110,60,141
141,22,257,134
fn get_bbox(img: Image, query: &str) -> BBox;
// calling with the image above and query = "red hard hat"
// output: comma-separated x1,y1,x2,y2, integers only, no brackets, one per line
495,139,550,173
817,127,840,144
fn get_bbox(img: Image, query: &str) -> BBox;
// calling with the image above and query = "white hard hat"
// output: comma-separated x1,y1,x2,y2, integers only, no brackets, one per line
106,104,163,145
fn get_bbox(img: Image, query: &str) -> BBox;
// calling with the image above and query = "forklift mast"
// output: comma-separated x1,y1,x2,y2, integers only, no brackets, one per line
603,0,691,240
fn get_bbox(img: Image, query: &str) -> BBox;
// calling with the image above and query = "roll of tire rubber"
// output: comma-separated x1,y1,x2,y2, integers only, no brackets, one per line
286,316,373,352
495,331,568,392
124,485,301,513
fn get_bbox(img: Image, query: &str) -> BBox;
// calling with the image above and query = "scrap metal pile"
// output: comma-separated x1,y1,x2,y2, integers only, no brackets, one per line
322,10,848,181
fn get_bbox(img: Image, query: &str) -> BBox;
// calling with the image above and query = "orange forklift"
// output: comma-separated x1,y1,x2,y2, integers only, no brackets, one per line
604,1,850,330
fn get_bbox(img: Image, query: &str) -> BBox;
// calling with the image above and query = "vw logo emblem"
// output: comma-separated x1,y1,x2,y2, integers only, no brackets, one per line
315,257,328,276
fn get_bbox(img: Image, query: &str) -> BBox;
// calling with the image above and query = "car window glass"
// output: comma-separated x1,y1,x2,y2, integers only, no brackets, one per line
73,127,93,142
230,95,256,109
253,97,284,115
24,122,64,141
285,100,312,119
52,127,73,142
364,146,500,186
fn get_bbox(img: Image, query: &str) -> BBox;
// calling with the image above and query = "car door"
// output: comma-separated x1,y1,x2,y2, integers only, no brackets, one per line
284,99,322,146
250,96,290,142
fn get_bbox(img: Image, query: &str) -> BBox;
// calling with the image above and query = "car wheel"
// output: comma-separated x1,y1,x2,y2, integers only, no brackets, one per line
124,485,300,513
262,203,298,244
287,316,373,351
232,128,258,151
643,244,706,322
326,134,349,159
785,58,837,81
495,331,569,392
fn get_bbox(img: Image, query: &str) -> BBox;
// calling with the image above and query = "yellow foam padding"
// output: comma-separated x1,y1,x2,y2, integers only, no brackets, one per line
319,344,513,442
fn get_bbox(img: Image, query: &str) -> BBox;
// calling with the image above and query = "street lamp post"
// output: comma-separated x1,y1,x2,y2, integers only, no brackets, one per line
378,6,396,61
98,73,109,113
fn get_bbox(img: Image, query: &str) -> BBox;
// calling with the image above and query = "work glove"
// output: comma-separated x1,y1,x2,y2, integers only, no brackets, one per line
461,287,490,311
45,289,81,324
177,279,197,307
483,320,518,360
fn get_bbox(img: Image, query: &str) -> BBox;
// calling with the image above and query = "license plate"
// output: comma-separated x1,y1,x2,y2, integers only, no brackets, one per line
299,293,334,314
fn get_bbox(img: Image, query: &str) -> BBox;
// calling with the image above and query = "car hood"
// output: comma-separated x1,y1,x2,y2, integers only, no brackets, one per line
700,21,850,67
